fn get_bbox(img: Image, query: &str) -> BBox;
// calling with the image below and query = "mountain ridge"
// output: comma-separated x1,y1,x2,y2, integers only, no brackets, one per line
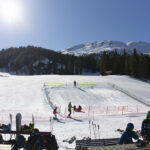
61,40,150,56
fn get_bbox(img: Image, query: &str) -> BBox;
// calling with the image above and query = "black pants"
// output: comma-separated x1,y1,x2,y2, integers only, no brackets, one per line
68,109,71,117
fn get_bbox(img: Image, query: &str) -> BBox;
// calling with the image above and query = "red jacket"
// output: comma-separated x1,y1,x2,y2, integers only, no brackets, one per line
53,108,57,114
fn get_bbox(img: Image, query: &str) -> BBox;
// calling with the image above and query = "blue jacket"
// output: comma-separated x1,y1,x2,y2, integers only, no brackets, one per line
119,129,138,144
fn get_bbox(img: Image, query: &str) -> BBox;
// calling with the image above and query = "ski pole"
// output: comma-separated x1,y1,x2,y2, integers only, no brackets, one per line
10,114,13,139
93,111,94,120
98,125,100,139
51,118,54,134
92,121,95,139
89,120,91,139
94,124,97,139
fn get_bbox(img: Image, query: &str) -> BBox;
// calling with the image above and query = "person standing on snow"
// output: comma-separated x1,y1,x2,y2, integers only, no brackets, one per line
53,107,58,119
74,81,76,87
68,102,72,118
141,110,150,141
119,123,138,144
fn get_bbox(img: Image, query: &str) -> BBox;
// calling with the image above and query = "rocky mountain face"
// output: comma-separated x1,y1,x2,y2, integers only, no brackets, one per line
61,40,150,56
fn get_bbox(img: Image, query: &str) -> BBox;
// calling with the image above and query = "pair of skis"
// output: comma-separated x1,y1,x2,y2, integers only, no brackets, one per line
58,112,83,122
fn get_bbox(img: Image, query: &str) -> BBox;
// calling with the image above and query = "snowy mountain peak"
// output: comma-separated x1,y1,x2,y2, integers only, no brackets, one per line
61,40,150,56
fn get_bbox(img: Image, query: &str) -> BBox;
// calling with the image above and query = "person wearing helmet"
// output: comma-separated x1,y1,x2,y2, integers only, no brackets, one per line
119,123,138,144
141,110,150,141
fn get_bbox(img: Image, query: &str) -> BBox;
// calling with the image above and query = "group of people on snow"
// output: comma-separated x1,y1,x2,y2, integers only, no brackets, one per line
53,80,79,119
52,103,150,146
53,102,82,119
119,110,150,145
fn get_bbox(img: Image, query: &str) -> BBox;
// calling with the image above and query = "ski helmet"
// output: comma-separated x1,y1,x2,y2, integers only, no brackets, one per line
146,110,150,116
127,123,134,129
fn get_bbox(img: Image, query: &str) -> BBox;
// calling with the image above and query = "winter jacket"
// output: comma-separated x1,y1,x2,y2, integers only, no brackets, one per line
68,103,72,111
141,118,150,140
119,129,138,144
53,108,57,114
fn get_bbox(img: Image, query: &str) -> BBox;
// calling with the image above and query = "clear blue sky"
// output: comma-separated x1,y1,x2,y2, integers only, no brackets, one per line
0,0,150,51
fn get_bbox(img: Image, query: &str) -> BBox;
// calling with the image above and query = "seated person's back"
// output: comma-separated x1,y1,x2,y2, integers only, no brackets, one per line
119,123,138,144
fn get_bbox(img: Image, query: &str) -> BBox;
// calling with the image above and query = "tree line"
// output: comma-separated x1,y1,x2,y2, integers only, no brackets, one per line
0,46,97,75
99,49,150,78
0,46,150,78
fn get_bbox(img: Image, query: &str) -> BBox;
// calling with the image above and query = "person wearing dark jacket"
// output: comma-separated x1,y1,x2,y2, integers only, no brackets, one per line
141,110,150,141
119,123,138,144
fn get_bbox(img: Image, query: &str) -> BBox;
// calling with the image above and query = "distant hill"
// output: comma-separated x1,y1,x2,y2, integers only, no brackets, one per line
61,40,150,56
0,46,97,75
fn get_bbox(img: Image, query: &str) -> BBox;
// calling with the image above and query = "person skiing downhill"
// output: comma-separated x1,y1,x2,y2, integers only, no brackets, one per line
141,110,150,141
68,102,72,118
53,107,58,120
119,123,138,144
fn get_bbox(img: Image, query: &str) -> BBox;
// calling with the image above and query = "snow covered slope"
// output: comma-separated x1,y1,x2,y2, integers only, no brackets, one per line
0,73,150,149
61,40,150,56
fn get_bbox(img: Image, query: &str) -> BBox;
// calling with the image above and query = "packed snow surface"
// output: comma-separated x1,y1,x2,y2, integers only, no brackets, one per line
61,40,150,56
0,73,150,149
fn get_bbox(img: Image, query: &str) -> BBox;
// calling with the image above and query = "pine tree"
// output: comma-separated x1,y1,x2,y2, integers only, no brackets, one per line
99,52,110,75
130,49,139,77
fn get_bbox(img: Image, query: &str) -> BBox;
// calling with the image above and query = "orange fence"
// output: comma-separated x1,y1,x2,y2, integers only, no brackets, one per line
58,105,149,120
0,105,148,123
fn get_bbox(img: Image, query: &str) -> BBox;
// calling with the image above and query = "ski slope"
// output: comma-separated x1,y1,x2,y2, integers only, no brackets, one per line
0,73,150,149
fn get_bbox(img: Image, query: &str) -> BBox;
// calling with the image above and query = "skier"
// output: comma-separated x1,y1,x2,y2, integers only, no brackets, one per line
53,107,58,120
141,110,150,141
74,81,76,87
119,123,138,144
68,102,72,118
